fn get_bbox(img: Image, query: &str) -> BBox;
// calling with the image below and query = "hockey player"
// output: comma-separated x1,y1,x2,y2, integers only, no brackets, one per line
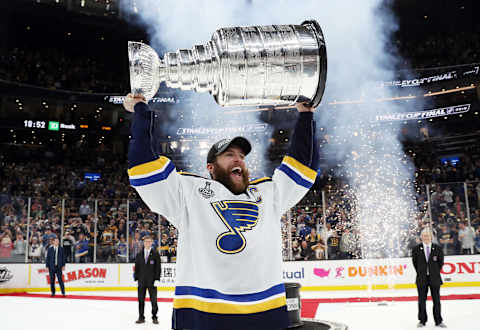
124,93,319,330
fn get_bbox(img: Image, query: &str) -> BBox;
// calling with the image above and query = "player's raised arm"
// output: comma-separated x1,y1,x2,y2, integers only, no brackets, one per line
124,94,185,228
271,102,319,214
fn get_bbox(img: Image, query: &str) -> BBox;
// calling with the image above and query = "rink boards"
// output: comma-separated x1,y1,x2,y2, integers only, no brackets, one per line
1,255,479,293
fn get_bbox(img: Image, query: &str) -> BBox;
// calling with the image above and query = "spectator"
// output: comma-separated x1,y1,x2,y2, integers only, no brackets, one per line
474,227,480,254
458,222,476,255
75,233,89,263
0,232,13,260
42,227,57,247
158,233,170,263
453,196,466,220
300,240,314,261
305,228,325,260
116,235,128,263
79,200,92,221
438,224,456,256
12,233,27,262
442,186,454,208
62,230,76,263
130,231,143,262
339,227,356,259
29,236,42,262
327,231,341,260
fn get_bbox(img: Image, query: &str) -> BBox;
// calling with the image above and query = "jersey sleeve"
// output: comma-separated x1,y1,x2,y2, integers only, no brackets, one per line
271,111,319,215
127,102,186,229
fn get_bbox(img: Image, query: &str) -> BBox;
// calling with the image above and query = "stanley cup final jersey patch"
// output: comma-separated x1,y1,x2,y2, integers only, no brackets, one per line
198,182,215,199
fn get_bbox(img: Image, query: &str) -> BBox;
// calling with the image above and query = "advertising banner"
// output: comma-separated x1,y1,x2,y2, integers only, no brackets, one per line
29,264,118,288
0,264,28,290
375,104,471,122
380,64,480,88
2,255,479,292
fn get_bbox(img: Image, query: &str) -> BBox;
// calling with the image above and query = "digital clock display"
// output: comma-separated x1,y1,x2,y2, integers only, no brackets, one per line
24,120,47,129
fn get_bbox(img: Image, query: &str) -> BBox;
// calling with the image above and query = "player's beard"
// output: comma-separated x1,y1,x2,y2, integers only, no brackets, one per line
212,162,250,195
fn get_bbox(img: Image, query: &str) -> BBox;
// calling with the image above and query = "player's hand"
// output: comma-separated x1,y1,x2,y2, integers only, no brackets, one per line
123,93,147,112
296,102,315,113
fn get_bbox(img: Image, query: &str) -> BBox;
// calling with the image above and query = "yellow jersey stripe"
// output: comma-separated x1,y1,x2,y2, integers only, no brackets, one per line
249,177,271,184
173,296,286,314
282,156,317,181
127,157,170,176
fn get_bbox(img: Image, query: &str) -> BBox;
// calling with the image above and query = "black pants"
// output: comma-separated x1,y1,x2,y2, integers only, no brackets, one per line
138,285,158,319
48,266,65,295
417,276,442,325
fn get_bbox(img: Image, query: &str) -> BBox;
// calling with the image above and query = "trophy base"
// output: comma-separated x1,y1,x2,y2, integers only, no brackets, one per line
291,318,348,330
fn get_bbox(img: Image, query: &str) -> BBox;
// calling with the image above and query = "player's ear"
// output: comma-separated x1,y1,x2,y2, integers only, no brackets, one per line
206,163,214,177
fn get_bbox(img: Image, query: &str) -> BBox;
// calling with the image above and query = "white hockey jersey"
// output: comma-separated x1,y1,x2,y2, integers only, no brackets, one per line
128,154,316,330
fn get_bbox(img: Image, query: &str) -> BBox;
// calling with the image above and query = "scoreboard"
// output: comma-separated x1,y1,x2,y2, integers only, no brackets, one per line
23,120,74,131
0,119,111,131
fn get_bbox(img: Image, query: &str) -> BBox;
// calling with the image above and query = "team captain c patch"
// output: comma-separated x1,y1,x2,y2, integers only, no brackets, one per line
211,201,259,254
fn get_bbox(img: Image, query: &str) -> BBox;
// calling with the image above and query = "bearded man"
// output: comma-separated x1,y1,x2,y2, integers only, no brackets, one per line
124,94,319,330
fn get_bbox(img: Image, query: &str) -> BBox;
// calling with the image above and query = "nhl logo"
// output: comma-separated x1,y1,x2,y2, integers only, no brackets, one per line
0,266,13,283
199,182,215,199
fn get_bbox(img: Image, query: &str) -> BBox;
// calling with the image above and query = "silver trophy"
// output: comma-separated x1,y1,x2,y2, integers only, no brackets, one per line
128,20,327,107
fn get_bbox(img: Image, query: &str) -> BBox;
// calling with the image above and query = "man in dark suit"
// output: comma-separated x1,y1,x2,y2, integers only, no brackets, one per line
134,235,161,324
412,229,446,328
45,237,66,297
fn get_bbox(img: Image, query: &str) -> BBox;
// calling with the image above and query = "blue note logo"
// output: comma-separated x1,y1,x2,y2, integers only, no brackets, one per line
211,200,259,254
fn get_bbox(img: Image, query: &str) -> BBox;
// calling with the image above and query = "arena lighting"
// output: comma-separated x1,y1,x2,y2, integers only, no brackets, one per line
425,85,475,97
223,84,478,113
101,126,111,131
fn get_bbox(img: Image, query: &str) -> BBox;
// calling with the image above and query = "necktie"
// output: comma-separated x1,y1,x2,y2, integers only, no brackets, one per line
55,247,58,266
426,245,430,261
145,250,149,263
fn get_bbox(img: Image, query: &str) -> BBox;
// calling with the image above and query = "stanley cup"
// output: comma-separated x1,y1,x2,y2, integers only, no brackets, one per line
128,20,327,107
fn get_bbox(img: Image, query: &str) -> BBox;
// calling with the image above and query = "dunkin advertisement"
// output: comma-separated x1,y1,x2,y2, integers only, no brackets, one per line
282,255,480,289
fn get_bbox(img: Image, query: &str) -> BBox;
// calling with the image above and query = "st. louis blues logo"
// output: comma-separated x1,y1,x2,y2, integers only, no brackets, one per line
211,200,259,254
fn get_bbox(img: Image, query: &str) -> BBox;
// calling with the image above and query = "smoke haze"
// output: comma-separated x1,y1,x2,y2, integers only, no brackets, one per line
121,0,420,256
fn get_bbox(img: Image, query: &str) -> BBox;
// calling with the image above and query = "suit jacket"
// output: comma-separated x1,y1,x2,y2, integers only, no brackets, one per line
134,248,161,287
46,245,66,269
412,243,444,287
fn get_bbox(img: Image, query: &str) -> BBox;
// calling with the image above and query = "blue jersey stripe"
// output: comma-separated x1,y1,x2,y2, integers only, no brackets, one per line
175,283,285,302
277,164,313,189
129,162,175,186
173,304,289,330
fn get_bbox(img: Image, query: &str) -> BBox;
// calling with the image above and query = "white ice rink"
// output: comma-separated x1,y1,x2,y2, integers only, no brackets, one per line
2,287,479,330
